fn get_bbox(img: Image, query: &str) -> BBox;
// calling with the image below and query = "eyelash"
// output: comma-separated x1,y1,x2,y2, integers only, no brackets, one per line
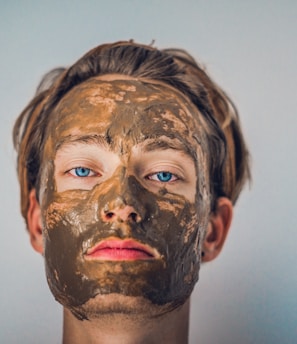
146,171,179,183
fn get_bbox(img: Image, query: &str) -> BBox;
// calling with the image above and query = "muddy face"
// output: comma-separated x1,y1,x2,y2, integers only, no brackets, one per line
39,76,211,319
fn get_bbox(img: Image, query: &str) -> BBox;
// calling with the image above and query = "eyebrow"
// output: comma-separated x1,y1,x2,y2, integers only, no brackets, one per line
55,134,197,161
140,137,197,161
55,134,109,151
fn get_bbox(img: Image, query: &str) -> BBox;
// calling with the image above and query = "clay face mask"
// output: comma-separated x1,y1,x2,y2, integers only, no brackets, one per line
39,76,211,319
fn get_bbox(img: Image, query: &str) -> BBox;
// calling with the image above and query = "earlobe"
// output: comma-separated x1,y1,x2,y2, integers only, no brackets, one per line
202,197,233,262
27,189,44,254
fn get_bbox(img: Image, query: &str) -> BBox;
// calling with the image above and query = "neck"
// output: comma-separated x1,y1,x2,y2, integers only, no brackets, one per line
63,299,190,344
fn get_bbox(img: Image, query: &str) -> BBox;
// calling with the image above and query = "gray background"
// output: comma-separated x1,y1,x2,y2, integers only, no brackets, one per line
1,1,296,343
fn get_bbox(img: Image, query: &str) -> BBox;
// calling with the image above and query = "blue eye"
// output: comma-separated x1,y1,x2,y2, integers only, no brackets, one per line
73,167,91,177
157,172,173,182
148,171,177,183
67,166,99,179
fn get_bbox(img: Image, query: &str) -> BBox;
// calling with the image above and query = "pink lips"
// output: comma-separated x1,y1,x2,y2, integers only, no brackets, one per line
85,238,159,261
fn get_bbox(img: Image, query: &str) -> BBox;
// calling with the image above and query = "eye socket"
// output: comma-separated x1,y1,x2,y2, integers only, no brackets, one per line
68,167,97,178
146,171,178,183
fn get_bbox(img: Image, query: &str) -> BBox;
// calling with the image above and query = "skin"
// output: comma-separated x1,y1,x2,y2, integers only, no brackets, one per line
38,76,212,320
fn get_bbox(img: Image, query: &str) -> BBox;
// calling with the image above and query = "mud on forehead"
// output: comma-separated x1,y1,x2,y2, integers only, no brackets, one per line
54,77,206,136
53,76,199,107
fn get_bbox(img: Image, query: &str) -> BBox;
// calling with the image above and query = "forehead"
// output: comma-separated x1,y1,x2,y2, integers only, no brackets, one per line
48,76,208,155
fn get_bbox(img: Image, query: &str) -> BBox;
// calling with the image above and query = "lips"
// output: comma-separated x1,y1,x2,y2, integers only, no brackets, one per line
85,238,160,261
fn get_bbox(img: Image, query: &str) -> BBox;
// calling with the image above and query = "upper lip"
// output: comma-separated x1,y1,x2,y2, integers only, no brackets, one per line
85,238,160,259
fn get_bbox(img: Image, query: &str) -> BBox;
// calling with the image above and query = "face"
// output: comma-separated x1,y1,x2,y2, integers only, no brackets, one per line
39,76,211,319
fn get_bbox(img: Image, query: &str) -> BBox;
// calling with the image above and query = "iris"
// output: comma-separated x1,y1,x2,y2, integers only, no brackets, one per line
74,167,91,177
156,172,173,182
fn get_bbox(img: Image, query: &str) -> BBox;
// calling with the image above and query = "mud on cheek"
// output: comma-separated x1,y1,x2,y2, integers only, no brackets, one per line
42,184,208,319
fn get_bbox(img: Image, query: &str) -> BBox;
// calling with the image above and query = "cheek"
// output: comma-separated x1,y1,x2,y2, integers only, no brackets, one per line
154,198,207,259
41,190,102,310
145,197,209,303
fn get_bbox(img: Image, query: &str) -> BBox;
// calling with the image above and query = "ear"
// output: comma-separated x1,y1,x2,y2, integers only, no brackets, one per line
27,189,44,254
202,197,233,262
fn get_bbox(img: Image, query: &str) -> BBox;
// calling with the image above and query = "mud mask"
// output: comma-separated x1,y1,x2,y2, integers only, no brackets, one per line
39,77,211,319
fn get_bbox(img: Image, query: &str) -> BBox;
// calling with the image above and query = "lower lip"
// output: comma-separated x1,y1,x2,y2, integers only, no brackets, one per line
86,248,154,261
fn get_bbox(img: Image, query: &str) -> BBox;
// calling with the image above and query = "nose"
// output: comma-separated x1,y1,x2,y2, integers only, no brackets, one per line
98,167,145,224
101,202,142,223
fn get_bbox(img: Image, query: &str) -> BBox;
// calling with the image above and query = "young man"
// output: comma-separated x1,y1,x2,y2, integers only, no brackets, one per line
13,41,250,343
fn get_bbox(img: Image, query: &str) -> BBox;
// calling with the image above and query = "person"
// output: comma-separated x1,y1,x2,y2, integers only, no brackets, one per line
13,40,250,343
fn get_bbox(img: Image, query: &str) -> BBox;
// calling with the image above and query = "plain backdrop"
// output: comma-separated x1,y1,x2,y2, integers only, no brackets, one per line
1,1,296,343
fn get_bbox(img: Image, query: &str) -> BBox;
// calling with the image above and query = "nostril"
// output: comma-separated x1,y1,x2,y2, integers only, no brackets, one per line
102,212,115,221
101,206,141,223
129,212,139,223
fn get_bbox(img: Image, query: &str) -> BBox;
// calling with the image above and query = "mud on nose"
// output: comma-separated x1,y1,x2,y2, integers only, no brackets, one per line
101,205,142,223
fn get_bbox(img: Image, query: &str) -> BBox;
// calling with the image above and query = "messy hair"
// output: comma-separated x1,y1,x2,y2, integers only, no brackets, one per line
13,40,250,224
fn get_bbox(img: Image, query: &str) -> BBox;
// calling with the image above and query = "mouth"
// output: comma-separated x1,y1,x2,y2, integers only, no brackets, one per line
85,238,160,261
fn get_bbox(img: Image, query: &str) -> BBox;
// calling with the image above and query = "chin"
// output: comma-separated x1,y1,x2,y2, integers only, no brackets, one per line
68,293,181,321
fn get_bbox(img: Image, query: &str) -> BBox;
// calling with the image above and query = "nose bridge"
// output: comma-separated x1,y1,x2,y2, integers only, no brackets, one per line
111,166,133,205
